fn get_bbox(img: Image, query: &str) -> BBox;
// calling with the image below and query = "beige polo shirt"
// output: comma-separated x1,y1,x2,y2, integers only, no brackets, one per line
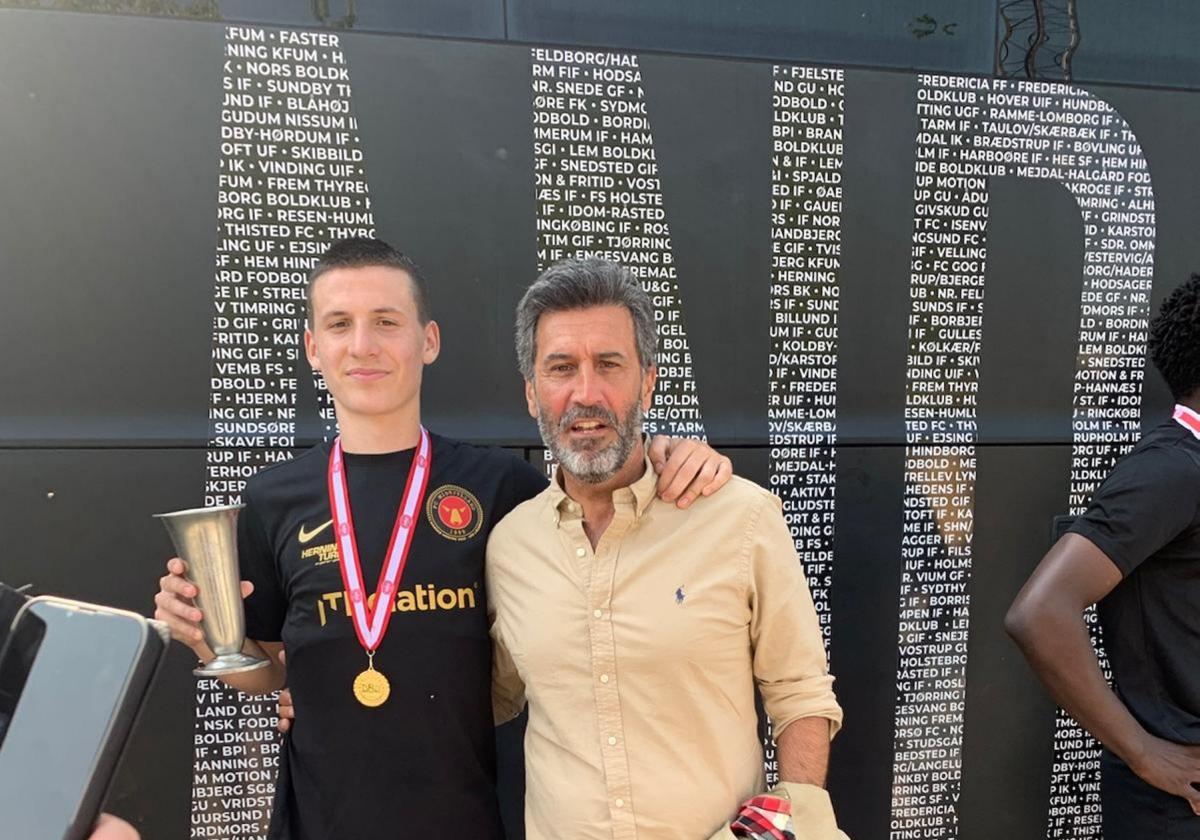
487,457,842,840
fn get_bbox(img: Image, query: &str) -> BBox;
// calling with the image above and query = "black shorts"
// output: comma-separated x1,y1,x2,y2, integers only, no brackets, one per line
1102,749,1200,839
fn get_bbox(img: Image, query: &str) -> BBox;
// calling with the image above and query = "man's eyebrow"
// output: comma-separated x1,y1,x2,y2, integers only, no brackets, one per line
541,350,628,362
320,306,405,317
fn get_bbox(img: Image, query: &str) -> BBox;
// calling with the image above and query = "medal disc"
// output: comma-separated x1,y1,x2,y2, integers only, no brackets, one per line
353,667,391,707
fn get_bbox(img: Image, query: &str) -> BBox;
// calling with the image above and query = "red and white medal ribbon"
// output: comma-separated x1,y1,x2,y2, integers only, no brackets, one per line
328,427,432,653
1173,404,1200,440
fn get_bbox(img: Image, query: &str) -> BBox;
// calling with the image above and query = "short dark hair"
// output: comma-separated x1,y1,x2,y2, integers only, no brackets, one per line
306,236,432,325
515,258,657,381
1149,273,1200,401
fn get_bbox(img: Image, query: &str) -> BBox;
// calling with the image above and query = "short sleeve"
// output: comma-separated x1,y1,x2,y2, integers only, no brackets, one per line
239,483,287,642
501,455,549,517
1068,446,1200,576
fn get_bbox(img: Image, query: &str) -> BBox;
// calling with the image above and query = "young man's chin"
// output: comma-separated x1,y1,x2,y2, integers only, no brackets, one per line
334,396,411,418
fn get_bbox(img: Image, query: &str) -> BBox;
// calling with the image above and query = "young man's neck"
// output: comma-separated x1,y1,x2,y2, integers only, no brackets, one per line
1179,391,1200,415
561,440,647,547
335,406,423,454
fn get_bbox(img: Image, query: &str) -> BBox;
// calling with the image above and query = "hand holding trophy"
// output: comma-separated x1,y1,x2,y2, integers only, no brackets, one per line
153,505,270,676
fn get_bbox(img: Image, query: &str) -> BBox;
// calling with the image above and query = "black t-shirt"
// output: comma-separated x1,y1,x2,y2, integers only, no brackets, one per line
1069,417,1200,744
239,433,547,840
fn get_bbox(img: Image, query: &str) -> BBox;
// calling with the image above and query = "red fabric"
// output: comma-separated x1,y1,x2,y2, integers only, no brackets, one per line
729,793,794,840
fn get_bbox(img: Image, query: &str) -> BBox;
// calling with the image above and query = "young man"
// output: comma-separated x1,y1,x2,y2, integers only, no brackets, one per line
487,258,844,839
1007,275,1200,838
153,238,730,839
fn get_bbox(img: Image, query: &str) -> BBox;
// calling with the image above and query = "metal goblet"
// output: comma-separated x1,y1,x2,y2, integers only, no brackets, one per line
155,504,270,677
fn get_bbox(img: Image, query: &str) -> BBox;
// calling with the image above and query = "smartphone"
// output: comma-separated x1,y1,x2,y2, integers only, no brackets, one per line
0,596,168,840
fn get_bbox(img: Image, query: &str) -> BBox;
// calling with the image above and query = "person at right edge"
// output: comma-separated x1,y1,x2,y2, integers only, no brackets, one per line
1007,274,1200,839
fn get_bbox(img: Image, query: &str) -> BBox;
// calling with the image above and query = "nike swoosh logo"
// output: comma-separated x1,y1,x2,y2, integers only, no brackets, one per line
298,519,334,544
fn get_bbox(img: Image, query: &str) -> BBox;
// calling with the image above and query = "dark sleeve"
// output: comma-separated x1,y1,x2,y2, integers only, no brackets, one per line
238,482,287,642
1068,446,1200,575
501,453,549,517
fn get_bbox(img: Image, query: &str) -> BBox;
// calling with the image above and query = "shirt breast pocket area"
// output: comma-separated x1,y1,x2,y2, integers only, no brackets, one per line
616,567,750,679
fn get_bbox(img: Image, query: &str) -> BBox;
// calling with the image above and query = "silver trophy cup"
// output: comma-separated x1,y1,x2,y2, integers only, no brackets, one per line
155,504,270,677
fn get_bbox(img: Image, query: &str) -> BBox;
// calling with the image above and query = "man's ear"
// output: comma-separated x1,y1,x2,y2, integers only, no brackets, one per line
422,319,441,365
641,364,657,412
304,327,320,371
525,378,539,419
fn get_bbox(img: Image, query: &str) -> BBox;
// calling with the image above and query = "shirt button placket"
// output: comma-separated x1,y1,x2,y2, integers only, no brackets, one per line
588,534,635,838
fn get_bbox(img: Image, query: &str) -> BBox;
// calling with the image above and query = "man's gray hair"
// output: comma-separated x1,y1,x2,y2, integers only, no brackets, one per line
515,258,658,380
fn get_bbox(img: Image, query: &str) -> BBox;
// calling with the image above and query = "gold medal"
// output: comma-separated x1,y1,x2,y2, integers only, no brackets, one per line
353,652,390,707
328,431,431,711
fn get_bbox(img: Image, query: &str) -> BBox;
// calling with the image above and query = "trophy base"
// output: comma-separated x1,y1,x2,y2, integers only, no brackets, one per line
194,652,273,677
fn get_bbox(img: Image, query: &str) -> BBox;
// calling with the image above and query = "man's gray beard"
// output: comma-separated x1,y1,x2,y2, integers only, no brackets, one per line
538,401,643,484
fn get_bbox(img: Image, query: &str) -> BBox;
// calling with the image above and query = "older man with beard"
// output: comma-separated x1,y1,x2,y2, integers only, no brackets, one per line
486,258,845,840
